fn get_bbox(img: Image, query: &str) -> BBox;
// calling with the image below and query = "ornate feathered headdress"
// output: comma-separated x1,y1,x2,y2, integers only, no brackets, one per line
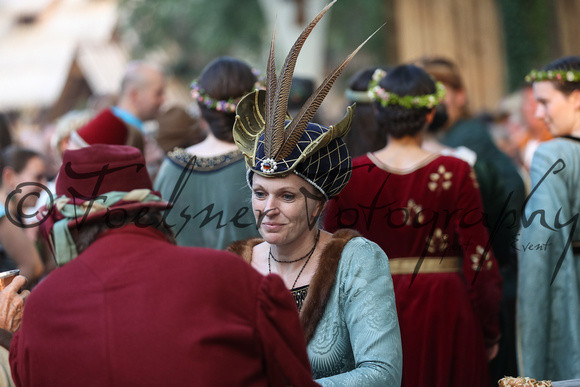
233,0,379,199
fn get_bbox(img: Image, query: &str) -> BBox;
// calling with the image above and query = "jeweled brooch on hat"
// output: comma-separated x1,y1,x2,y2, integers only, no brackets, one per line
260,158,278,174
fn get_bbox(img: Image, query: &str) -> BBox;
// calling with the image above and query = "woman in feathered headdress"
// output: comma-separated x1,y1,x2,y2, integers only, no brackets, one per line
228,2,402,385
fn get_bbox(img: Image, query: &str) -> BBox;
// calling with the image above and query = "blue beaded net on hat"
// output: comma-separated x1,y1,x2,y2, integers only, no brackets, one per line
249,121,352,200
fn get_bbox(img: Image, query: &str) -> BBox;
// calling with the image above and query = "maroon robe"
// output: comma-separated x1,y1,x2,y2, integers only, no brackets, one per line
324,153,502,387
10,225,316,386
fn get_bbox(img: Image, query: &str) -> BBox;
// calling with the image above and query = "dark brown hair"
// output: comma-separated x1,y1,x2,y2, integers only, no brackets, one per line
0,113,13,151
344,67,388,156
197,57,256,143
541,56,580,95
71,209,176,255
0,146,43,185
416,56,464,91
375,64,436,139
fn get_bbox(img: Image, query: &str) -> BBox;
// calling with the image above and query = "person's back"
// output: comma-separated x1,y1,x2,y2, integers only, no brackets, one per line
442,117,525,206
11,226,310,386
155,57,261,249
9,144,315,387
325,65,501,387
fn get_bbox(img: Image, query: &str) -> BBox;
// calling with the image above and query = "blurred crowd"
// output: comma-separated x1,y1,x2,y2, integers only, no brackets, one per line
0,6,578,385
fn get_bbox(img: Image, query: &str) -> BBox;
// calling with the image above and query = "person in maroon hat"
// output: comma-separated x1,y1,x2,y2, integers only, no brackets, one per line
69,61,166,178
9,144,316,386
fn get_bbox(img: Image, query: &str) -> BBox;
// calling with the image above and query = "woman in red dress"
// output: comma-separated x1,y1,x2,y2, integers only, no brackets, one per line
324,64,502,386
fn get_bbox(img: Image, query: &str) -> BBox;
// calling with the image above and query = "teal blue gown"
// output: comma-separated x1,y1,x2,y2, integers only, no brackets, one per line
517,137,580,380
229,232,403,386
309,236,402,386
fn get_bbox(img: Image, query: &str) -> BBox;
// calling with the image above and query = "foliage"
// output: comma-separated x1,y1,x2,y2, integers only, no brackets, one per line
118,0,265,79
327,0,391,66
118,0,390,81
498,0,559,92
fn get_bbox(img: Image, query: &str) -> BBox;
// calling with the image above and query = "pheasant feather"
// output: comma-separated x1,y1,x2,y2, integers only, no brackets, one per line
277,24,384,160
268,0,337,158
264,27,279,157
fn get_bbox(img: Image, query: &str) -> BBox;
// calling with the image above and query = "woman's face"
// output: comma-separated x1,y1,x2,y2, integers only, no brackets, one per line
9,156,47,207
251,173,325,247
533,81,579,137
441,82,466,126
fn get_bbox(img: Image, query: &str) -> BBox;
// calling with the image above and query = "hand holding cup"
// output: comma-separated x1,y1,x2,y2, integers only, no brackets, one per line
0,271,29,333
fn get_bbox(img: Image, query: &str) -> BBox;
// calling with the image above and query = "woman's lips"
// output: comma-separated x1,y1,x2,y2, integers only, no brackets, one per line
262,223,284,232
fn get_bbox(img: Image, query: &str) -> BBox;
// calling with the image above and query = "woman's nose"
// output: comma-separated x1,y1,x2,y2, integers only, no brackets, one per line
264,196,279,215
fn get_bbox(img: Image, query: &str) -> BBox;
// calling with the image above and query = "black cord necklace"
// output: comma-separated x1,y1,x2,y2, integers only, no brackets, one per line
563,135,580,143
268,230,320,263
268,229,321,289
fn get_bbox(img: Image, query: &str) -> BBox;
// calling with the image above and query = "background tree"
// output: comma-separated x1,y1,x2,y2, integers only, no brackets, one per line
118,0,389,82
119,0,565,113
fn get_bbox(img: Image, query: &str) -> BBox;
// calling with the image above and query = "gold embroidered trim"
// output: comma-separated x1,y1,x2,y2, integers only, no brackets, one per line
367,152,440,175
168,148,243,172
389,256,461,275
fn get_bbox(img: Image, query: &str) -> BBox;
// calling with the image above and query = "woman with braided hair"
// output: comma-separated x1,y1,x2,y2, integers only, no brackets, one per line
517,56,580,380
154,56,260,249
324,64,503,386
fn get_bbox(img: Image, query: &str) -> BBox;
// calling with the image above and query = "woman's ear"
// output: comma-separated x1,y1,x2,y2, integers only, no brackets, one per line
570,89,580,111
319,200,328,216
312,199,328,225
2,167,16,190
303,188,327,223
425,108,436,124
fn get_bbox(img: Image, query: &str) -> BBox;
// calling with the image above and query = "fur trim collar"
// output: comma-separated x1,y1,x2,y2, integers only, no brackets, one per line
227,229,361,343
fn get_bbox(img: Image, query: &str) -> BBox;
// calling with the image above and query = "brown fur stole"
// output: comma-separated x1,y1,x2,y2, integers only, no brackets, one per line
227,229,361,343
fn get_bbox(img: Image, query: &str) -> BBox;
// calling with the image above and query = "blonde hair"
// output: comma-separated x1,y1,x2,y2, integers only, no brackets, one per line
51,110,94,157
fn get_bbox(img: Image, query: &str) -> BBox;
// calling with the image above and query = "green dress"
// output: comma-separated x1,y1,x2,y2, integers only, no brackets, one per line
154,148,259,249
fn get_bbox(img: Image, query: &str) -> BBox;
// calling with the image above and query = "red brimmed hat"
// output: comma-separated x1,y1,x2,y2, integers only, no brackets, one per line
71,109,128,146
38,144,170,265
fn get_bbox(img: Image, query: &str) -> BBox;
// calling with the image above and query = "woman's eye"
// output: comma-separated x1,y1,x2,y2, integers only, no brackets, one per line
253,191,266,199
282,193,295,201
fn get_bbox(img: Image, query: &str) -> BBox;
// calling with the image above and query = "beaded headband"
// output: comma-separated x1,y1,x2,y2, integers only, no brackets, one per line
345,88,373,103
345,68,380,103
190,71,263,113
525,69,580,83
369,69,445,109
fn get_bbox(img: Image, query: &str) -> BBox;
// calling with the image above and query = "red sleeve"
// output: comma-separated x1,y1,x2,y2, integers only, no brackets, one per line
256,274,319,386
9,329,23,387
455,165,503,346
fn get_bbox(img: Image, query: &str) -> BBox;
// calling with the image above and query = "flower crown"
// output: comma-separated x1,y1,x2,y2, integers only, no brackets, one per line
190,71,263,113
369,68,446,109
525,69,580,83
